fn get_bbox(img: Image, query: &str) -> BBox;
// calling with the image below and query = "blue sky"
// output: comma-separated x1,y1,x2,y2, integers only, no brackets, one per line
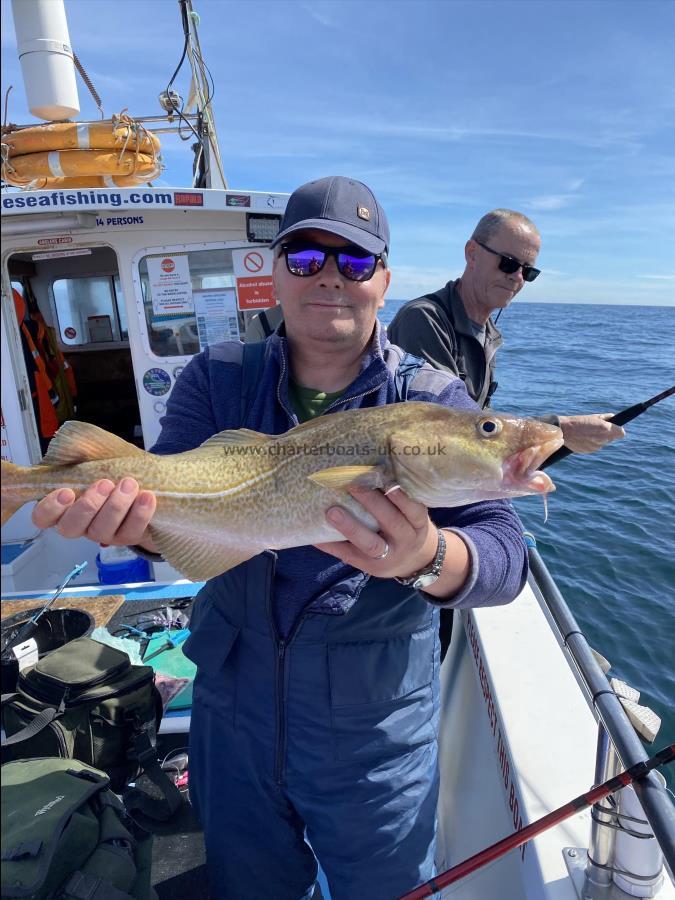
2,0,674,305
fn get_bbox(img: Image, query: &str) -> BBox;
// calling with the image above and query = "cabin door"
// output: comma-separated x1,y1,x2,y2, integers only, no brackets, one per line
4,244,142,453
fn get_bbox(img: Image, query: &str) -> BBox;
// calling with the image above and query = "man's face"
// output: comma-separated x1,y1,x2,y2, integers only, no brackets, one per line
465,221,541,313
273,228,390,347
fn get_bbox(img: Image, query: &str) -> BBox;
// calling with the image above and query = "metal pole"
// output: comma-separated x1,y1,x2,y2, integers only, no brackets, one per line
585,723,621,887
527,547,675,874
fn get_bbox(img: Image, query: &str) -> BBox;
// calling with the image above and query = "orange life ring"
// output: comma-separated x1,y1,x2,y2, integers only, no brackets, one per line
3,150,160,187
3,122,160,156
1,115,162,189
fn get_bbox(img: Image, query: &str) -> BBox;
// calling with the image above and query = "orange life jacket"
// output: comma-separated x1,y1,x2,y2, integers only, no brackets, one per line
13,288,60,440
23,281,77,398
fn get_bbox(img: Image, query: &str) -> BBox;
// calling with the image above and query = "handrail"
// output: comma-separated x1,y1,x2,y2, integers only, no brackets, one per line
527,545,675,873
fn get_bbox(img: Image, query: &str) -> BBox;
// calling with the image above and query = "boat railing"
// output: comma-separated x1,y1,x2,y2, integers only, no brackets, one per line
526,544,675,888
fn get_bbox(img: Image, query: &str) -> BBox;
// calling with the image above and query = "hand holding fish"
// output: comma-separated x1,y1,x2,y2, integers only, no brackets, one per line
557,413,625,454
31,477,158,551
315,485,470,598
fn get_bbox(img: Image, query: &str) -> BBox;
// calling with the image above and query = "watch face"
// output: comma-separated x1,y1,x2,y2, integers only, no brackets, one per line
413,572,440,590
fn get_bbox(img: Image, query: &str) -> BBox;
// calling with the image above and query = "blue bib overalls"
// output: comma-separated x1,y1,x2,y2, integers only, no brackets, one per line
182,344,441,899
184,556,440,900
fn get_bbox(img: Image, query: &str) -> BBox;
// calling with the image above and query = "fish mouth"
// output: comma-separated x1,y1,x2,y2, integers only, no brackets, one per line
502,436,564,494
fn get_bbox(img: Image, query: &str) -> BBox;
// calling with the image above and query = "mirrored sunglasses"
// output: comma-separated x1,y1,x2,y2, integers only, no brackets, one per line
282,242,385,282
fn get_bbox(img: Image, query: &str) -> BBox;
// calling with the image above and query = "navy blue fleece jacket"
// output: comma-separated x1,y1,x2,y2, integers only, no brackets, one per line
151,324,528,635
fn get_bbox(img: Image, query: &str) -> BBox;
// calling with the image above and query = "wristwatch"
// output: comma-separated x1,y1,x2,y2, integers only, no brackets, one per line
394,529,447,591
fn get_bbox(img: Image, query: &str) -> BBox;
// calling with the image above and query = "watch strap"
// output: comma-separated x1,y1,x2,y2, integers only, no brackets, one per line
394,528,446,587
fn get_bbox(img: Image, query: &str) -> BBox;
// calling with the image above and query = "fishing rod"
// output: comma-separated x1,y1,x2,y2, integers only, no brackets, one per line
399,743,674,899
542,385,675,470
0,561,88,660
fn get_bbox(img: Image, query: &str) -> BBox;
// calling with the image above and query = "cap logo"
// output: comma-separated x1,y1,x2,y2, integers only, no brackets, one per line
357,205,371,221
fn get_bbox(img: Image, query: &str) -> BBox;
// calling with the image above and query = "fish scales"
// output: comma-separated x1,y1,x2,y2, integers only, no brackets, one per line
1,403,564,581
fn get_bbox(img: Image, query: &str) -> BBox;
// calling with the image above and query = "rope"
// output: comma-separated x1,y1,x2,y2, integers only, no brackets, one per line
73,52,104,119
111,110,161,181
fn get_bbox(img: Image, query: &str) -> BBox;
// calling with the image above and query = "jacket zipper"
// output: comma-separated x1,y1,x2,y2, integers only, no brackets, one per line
276,343,387,422
270,344,386,785
264,549,307,788
273,614,307,786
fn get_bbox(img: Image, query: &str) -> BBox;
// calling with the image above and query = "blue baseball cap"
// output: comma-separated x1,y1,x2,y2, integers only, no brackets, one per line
270,176,390,255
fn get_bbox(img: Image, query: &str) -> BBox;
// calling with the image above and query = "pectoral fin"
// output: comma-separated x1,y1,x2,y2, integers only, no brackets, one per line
149,525,262,582
308,465,387,492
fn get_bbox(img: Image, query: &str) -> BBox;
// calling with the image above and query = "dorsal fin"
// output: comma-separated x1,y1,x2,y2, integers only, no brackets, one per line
42,421,145,466
193,428,274,453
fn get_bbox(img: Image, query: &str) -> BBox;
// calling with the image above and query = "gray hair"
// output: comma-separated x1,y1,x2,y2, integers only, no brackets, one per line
471,209,540,244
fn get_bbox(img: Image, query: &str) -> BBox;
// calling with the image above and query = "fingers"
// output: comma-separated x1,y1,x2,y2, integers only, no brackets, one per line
31,478,156,546
325,502,387,559
32,487,78,530
317,485,436,578
381,486,430,532
560,415,626,453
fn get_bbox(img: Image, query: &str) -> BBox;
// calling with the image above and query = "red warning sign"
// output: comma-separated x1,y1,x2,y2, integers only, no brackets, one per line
236,277,276,310
244,252,264,273
161,258,176,273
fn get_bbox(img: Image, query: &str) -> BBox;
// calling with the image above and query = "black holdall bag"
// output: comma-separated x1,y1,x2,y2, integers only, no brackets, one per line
1,636,181,821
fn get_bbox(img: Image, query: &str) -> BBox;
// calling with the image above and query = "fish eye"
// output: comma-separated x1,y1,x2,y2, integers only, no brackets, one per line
477,417,503,438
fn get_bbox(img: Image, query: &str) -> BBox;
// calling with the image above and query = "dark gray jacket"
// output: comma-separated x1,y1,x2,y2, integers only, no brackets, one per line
387,279,502,408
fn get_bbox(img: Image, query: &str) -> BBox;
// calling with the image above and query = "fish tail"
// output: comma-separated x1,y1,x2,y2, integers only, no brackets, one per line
0,460,45,526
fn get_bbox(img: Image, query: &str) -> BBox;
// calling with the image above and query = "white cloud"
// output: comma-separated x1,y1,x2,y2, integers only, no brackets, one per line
300,2,336,27
639,275,675,281
525,194,578,211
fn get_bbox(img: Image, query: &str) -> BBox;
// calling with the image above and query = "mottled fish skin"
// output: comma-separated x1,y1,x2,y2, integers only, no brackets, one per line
0,404,563,581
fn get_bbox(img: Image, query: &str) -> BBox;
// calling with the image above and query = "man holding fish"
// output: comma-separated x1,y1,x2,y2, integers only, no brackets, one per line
17,177,562,899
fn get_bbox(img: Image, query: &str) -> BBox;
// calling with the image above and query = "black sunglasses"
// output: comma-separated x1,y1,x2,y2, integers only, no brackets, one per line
475,240,541,282
281,241,386,282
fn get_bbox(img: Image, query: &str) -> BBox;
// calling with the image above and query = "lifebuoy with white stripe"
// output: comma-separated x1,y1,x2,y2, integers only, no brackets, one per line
6,149,159,182
3,121,160,155
1,114,162,188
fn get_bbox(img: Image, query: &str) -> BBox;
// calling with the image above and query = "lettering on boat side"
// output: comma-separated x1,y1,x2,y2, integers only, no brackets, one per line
465,612,527,861
95,216,145,227
1,189,288,216
2,190,173,210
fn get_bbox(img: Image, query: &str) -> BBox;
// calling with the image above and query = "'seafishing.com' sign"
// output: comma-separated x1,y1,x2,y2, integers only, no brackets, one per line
1,188,288,215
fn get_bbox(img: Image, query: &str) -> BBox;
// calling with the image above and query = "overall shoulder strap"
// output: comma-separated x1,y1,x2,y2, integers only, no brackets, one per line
258,310,274,338
239,341,267,424
394,351,425,401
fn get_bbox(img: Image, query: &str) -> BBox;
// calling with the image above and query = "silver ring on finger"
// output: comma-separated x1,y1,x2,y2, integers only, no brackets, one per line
374,540,390,560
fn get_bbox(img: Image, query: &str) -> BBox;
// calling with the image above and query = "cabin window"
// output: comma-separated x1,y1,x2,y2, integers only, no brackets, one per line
137,248,242,357
53,275,127,345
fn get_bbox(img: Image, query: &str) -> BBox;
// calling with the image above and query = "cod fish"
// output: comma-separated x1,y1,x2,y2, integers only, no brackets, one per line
1,403,563,582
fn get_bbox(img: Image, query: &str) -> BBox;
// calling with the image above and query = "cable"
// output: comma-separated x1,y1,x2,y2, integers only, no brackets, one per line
164,0,202,146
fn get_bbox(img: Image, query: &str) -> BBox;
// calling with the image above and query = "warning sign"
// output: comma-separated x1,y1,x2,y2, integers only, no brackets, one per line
244,251,264,273
147,254,194,316
232,248,275,311
236,277,276,310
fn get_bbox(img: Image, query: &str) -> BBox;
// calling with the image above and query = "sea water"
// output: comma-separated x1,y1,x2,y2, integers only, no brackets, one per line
380,300,675,784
